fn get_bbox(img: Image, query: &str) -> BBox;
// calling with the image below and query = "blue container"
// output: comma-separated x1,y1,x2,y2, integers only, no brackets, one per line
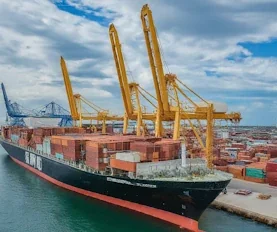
11,134,19,143
55,153,64,159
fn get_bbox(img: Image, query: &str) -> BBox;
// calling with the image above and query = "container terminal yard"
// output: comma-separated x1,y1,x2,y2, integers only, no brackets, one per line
1,2,277,232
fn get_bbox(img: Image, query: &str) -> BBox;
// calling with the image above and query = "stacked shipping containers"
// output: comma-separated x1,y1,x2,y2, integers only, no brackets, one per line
244,162,266,183
51,136,86,161
227,165,245,179
130,141,160,161
86,141,110,171
266,159,277,186
155,140,181,161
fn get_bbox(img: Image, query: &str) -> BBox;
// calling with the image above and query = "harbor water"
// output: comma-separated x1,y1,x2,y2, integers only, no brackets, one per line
0,146,275,232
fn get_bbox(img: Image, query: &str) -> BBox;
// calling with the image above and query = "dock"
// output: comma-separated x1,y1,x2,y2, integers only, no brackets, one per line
211,178,277,227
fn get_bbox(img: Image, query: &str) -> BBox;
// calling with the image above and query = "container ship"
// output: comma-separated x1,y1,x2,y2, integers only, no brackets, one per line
0,126,232,232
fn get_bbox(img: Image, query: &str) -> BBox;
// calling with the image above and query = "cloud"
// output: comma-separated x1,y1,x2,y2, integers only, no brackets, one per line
1,0,277,125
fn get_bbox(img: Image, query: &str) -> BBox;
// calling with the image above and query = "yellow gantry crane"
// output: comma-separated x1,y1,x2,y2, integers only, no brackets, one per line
109,24,157,136
140,4,241,168
60,56,123,133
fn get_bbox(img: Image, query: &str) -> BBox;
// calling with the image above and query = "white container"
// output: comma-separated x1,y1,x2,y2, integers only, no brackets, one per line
115,152,141,163
36,144,43,152
225,147,239,159
43,137,51,154
222,131,229,139
103,157,109,164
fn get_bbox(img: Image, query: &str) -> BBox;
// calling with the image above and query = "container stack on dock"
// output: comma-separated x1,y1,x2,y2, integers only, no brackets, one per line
266,159,277,186
244,162,266,183
227,165,245,180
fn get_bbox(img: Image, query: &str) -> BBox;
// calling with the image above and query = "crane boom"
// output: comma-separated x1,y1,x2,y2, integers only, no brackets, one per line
60,56,79,120
1,83,12,116
109,24,133,117
141,4,169,113
139,4,242,169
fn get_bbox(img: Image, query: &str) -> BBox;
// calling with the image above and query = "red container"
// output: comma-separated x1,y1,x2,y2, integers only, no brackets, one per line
266,172,277,180
215,166,228,172
33,136,43,144
116,142,123,151
213,159,228,166
266,172,277,186
123,141,130,150
231,143,246,150
266,161,277,172
18,138,28,147
86,157,106,171
106,125,113,134
268,180,277,186
51,128,65,135
110,158,136,172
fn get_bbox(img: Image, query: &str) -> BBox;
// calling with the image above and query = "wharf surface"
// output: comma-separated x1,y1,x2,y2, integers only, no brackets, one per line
211,179,277,227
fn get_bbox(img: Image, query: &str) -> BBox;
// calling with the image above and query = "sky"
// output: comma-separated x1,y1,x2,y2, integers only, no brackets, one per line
0,0,277,126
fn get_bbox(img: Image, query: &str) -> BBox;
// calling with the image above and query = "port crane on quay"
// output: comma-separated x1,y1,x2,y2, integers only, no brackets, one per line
60,57,123,133
108,4,241,168
140,4,241,168
109,24,158,136
59,4,241,169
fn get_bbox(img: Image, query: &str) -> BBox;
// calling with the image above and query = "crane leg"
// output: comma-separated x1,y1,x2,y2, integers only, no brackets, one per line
155,115,162,137
123,113,128,134
136,114,142,136
173,110,180,140
206,104,214,169
102,118,106,134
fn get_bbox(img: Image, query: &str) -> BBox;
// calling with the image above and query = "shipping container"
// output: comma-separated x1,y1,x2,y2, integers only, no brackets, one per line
86,157,107,171
43,137,51,155
244,176,266,183
227,165,245,179
245,168,265,179
36,144,43,153
110,158,136,172
55,153,64,159
11,134,19,143
266,172,277,186
115,152,141,163
266,160,277,172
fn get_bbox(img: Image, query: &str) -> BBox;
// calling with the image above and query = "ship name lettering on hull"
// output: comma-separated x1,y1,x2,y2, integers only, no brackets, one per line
25,151,42,171
107,177,156,188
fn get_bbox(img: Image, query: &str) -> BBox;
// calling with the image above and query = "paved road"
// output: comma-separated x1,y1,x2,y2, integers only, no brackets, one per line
227,178,277,197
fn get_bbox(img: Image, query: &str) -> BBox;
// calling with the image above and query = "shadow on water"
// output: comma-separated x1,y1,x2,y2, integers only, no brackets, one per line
0,147,276,232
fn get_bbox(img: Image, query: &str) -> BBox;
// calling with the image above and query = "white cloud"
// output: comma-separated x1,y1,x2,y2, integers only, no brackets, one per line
1,0,277,125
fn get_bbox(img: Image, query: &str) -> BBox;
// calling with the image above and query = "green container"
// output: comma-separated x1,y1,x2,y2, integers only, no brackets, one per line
245,168,265,179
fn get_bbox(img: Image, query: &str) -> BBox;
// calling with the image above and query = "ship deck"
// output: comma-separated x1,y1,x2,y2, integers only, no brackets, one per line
152,171,232,182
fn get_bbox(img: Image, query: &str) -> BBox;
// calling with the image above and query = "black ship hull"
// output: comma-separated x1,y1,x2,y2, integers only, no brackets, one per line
0,139,230,232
